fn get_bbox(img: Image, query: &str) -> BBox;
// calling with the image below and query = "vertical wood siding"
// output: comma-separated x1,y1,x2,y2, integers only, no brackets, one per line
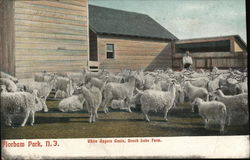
96,35,172,71
0,0,15,76
14,0,89,78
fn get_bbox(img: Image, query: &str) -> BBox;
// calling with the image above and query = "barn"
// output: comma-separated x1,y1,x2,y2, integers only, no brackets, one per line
172,35,248,71
0,0,89,78
88,5,178,72
0,1,248,78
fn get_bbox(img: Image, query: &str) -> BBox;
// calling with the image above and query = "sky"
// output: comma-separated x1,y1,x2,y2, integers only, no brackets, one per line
89,0,247,43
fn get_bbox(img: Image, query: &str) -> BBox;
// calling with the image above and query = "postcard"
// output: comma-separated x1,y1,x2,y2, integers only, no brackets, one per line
1,0,249,159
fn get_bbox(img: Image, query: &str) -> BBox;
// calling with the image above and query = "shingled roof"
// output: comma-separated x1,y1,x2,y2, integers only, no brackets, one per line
89,5,178,40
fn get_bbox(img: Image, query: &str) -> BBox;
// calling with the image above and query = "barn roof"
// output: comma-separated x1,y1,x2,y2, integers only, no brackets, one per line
175,35,247,53
89,5,178,41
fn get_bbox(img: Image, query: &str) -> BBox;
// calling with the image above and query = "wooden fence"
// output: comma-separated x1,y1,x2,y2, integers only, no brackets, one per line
172,52,247,71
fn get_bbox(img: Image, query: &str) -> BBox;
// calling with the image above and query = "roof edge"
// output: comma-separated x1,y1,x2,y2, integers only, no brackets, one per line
91,31,175,41
89,4,148,17
177,35,244,42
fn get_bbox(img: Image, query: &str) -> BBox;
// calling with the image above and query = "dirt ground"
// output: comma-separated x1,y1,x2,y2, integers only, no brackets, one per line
1,100,249,139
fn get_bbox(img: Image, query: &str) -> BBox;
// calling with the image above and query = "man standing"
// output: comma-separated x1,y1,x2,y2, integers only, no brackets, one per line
182,51,193,70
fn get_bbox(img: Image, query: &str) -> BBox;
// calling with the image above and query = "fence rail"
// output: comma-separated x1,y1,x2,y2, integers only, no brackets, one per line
172,55,247,71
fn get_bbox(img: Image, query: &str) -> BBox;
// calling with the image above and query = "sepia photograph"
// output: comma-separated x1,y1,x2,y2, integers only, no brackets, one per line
1,0,249,159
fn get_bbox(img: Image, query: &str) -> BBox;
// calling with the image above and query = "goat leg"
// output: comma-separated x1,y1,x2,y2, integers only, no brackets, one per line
21,110,30,127
144,113,150,122
30,111,35,126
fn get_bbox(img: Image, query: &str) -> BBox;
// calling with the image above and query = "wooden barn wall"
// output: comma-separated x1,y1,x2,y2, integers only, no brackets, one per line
14,0,89,78
0,0,15,76
96,35,172,71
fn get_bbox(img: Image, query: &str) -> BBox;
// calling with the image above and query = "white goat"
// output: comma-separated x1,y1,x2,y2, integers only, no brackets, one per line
192,98,227,132
212,89,248,126
77,85,102,123
111,99,127,110
1,86,47,127
54,76,74,98
140,82,177,122
83,69,104,83
0,78,17,92
67,72,86,86
17,80,55,112
183,81,208,103
89,77,108,92
34,71,54,82
58,94,85,112
102,76,137,113
54,90,67,99
0,71,18,83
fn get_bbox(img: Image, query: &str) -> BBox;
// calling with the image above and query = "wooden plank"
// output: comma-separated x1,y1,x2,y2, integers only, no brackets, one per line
16,64,87,73
15,55,87,61
15,48,87,56
16,42,88,50
100,62,171,69
99,42,168,48
15,14,87,27
15,20,87,34
15,2,87,17
99,45,167,52
15,31,87,41
16,68,85,79
98,35,170,44
21,0,87,12
98,36,168,43
115,55,171,60
99,39,168,48
100,59,171,65
111,51,167,56
98,51,170,57
15,7,86,22
16,60,85,67
52,0,87,7
115,48,167,53
15,25,86,35
15,37,88,45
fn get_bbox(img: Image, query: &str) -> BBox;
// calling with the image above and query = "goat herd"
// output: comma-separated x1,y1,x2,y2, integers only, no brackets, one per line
0,67,248,133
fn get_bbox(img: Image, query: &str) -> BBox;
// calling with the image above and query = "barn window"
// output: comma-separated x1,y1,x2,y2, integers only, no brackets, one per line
106,44,114,59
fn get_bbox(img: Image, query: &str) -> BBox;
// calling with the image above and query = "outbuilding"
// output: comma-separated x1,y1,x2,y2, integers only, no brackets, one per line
88,5,178,72
172,35,247,70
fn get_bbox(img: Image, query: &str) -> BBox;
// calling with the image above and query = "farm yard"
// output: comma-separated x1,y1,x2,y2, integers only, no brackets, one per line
0,0,248,141
1,99,249,139
1,67,249,139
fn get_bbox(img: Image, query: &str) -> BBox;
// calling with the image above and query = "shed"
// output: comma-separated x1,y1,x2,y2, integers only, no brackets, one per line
172,35,247,70
0,0,89,78
88,5,178,72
